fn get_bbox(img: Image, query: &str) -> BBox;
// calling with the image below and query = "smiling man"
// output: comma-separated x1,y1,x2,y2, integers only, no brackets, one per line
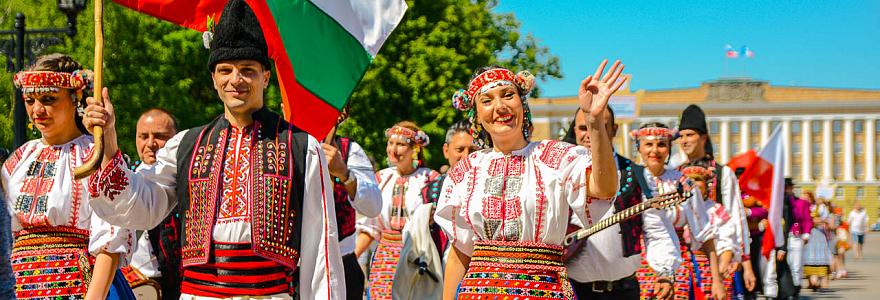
82,0,344,299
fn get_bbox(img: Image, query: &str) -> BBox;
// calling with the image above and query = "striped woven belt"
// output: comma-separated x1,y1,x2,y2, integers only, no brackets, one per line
13,226,89,252
470,240,565,271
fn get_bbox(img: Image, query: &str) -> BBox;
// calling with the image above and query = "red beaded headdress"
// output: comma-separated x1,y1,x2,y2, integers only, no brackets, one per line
13,70,93,94
629,127,676,141
451,68,535,112
385,125,430,146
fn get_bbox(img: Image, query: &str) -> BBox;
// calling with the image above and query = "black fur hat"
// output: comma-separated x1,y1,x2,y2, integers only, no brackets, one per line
207,0,272,71
679,104,708,134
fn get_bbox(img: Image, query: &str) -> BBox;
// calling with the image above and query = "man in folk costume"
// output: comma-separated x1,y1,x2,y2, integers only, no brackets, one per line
563,106,680,300
676,104,755,295
768,178,812,299
322,107,382,299
83,0,345,299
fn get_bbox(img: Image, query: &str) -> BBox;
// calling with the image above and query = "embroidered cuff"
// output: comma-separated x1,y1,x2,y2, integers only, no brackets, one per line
88,151,129,201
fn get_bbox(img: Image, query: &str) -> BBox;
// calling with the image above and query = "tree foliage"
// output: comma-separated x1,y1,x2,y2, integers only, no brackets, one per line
0,0,559,169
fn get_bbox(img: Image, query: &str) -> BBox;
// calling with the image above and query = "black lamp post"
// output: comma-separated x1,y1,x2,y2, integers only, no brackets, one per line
2,0,88,149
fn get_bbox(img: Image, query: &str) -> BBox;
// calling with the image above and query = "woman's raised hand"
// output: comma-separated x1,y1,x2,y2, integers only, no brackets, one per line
578,59,627,118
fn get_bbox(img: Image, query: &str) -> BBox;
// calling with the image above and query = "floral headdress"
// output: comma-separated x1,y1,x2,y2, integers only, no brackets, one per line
385,125,430,169
451,67,536,148
682,165,714,181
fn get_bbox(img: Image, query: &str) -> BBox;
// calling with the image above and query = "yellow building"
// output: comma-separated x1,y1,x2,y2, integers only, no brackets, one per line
531,77,880,218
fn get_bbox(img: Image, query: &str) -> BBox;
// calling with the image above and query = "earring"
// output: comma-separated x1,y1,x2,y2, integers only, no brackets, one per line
411,146,420,169
28,122,37,136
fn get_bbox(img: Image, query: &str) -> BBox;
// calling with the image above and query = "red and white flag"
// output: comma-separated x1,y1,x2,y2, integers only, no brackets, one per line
727,126,785,258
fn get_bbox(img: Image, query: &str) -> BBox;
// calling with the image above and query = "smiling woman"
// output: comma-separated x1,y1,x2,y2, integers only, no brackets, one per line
436,60,624,300
5,53,136,299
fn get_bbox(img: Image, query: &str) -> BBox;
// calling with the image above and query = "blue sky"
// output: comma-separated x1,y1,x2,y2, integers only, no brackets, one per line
494,1,880,97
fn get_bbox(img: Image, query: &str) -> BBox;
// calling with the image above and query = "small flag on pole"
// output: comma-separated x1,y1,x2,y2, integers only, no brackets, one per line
725,44,739,58
741,46,755,58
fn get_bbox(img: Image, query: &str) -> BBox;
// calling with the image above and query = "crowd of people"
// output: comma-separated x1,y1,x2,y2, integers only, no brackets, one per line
0,1,872,300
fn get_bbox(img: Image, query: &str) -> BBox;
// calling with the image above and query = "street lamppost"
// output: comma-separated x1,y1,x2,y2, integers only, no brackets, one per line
1,0,88,149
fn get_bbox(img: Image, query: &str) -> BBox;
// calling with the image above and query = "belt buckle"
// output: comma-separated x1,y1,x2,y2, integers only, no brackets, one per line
592,281,613,293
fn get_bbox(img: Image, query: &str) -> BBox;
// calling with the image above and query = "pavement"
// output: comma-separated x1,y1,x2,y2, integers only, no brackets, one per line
797,231,878,300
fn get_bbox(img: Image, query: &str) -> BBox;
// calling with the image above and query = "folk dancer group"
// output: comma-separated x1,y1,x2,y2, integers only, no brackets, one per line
1,0,827,299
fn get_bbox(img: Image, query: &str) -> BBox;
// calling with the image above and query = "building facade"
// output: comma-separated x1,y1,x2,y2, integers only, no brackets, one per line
531,77,880,217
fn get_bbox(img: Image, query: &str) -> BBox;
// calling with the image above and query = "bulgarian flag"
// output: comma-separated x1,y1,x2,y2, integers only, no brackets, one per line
112,0,408,139
727,126,785,258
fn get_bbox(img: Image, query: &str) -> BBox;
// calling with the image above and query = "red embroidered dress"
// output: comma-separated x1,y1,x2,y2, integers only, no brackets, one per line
361,167,438,300
1,136,133,299
434,140,597,299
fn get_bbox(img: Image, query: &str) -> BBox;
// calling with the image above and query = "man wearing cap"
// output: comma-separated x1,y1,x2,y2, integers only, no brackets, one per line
677,104,755,296
83,0,345,299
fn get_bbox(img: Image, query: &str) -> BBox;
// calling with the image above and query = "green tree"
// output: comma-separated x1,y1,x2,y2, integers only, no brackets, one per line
0,0,559,169
341,0,561,168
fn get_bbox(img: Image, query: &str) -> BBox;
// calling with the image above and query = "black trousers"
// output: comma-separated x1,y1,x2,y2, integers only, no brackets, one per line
343,253,365,300
571,275,640,300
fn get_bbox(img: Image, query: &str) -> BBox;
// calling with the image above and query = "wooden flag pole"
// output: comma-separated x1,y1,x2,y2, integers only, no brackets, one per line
74,0,104,179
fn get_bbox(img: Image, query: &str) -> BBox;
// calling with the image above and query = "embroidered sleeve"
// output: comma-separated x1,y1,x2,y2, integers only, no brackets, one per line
88,151,129,201
88,212,135,258
87,131,183,231
433,161,477,256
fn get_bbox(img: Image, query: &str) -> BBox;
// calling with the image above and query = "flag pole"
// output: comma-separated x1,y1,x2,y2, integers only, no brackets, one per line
74,0,104,179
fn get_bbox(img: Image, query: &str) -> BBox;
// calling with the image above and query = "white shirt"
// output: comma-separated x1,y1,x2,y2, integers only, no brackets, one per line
715,165,750,260
2,135,133,256
435,140,602,255
358,167,438,239
848,209,869,234
566,155,680,282
129,232,161,278
88,128,345,300
337,140,382,255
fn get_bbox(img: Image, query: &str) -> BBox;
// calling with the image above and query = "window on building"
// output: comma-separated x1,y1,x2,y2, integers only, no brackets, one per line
813,165,821,179
833,120,842,133
731,142,739,155
731,121,740,134
751,141,760,150
710,122,719,134
792,164,801,178
855,120,864,133
813,143,821,154
792,121,802,134
750,122,760,134
771,121,780,131
856,165,864,178
834,142,842,154
834,165,842,178
812,121,821,133
835,187,844,199
856,187,865,200
792,142,800,154
856,141,864,154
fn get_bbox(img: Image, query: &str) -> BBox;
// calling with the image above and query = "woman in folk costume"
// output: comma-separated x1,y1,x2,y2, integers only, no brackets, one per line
434,59,624,300
802,211,833,291
357,121,440,299
631,123,735,300
4,53,136,299
680,159,742,298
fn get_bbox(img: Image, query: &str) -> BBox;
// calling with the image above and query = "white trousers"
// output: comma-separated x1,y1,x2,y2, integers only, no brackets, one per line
787,235,804,287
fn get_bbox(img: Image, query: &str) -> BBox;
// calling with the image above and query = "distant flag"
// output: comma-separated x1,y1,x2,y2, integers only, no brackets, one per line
741,46,755,58
725,44,739,58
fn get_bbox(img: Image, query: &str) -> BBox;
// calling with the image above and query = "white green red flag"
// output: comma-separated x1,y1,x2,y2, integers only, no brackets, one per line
112,0,408,139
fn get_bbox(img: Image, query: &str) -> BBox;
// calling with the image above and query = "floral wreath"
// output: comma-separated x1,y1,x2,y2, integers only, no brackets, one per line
451,67,536,148
385,125,430,147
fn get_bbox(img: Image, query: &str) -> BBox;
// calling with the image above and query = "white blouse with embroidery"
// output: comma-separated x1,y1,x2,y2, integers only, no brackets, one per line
1,135,133,256
641,167,734,252
357,167,438,239
434,140,600,256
